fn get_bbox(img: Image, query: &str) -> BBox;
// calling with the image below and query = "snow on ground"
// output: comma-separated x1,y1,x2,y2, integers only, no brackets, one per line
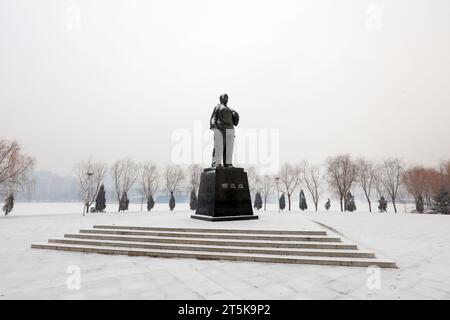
1,202,450,299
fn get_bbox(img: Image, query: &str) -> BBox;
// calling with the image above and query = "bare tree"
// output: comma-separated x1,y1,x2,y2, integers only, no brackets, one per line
74,159,106,215
165,165,185,210
187,164,202,196
402,166,427,204
247,166,261,200
441,160,450,191
278,163,301,211
397,184,410,213
356,158,377,212
111,159,139,212
403,165,445,207
374,173,385,199
244,166,264,206
302,161,322,212
0,140,34,197
325,154,357,212
379,158,403,213
424,167,443,206
187,164,202,210
140,163,160,210
260,174,274,211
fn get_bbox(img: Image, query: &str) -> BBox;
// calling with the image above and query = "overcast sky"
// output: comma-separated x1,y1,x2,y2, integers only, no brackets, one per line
1,0,449,175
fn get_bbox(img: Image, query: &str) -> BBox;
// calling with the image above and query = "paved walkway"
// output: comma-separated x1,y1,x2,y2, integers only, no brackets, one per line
1,210,450,299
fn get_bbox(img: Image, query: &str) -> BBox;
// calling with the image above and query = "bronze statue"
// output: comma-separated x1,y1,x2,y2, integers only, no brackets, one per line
191,94,256,221
209,94,239,167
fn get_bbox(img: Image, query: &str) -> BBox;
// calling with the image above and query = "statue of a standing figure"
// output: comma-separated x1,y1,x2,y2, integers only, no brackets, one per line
210,94,239,167
191,94,256,221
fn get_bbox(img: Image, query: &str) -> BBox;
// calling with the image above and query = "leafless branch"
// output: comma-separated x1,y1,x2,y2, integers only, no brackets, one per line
187,164,202,195
0,140,34,197
378,158,403,213
111,159,139,211
74,158,106,214
325,154,357,212
302,161,322,211
356,158,377,212
260,174,274,211
140,162,160,200
165,165,185,194
278,163,301,211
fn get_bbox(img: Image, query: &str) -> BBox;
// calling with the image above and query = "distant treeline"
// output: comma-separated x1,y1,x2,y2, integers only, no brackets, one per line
14,171,189,204
2,138,449,216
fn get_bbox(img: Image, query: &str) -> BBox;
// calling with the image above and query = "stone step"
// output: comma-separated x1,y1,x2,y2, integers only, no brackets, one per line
49,238,375,258
93,225,327,236
79,229,341,242
31,243,397,268
64,233,357,250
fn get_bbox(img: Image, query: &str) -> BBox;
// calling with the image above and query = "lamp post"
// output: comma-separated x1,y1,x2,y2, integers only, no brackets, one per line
275,176,280,212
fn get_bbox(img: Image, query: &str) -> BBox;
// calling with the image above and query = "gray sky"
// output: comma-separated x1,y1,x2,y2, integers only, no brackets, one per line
1,0,450,175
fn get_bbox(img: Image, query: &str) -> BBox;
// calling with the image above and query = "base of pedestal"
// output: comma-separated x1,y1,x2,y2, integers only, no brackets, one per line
193,166,256,221
190,214,259,222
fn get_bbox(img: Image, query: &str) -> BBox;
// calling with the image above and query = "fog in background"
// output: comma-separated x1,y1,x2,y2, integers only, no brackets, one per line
1,0,450,176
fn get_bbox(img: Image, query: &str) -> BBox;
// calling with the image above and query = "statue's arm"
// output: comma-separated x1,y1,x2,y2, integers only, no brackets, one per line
210,106,218,129
232,109,239,126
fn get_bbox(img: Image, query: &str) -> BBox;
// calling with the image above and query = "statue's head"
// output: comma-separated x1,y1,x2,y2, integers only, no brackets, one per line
219,94,228,106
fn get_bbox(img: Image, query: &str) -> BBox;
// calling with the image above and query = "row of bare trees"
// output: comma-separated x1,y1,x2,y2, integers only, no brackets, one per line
325,156,405,213
74,159,202,213
250,155,449,214
72,155,450,214
250,162,323,212
3,139,445,216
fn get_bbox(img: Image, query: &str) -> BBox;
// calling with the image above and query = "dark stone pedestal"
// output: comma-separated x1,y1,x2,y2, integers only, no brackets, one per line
191,167,258,222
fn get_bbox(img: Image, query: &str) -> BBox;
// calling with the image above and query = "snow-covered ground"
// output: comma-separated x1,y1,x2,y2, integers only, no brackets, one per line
1,202,450,299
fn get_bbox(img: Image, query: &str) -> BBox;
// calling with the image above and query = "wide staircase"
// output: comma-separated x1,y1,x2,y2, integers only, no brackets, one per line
31,225,397,268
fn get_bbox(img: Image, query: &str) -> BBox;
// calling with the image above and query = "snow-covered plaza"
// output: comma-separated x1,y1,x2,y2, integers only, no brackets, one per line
1,203,450,300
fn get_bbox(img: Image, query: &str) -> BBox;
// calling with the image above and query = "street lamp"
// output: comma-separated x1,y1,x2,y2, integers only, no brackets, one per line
274,176,280,212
